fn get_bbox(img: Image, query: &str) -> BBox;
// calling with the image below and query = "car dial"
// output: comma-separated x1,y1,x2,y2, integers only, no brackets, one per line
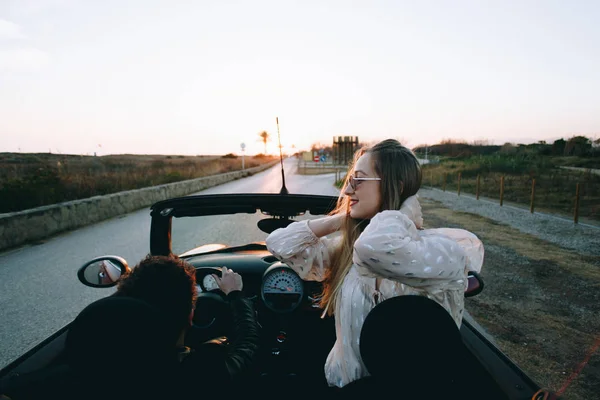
263,269,303,294
203,274,220,291
261,267,305,313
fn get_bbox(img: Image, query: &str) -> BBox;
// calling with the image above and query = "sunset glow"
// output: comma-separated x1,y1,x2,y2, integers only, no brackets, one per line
1,0,598,155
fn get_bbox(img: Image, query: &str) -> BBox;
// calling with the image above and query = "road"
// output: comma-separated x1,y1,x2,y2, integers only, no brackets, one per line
0,158,339,369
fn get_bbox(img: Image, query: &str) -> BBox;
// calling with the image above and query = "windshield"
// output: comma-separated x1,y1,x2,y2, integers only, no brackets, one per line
171,213,321,256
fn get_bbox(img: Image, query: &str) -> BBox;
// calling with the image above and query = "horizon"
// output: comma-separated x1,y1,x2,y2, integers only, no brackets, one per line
1,1,599,156
3,133,594,158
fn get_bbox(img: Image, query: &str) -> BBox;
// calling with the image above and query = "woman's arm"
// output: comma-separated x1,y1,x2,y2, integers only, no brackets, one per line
307,214,345,237
353,210,483,289
265,215,343,281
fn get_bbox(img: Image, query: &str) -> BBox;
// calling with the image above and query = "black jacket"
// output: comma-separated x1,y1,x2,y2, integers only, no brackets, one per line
2,291,260,400
178,290,260,392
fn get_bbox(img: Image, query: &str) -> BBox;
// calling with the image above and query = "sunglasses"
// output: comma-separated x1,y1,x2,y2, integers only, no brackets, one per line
347,174,381,190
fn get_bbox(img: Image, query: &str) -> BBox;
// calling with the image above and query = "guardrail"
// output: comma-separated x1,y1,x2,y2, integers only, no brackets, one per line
0,161,278,252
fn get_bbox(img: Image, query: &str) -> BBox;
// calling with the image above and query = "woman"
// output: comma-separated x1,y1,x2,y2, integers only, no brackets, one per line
266,139,484,388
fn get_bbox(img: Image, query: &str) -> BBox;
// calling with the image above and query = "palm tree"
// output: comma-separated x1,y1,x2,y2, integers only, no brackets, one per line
258,131,270,154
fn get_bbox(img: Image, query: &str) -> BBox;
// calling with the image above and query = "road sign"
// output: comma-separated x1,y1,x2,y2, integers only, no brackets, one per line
320,155,326,162
313,155,320,162
240,142,246,151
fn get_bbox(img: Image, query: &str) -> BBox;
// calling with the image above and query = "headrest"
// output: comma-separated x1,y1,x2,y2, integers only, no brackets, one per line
66,296,176,377
359,295,464,380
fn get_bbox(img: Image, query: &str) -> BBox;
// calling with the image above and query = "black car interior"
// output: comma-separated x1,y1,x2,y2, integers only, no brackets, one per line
0,194,546,399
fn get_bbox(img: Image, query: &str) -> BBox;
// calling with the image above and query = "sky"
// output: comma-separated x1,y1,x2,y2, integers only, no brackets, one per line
0,0,599,156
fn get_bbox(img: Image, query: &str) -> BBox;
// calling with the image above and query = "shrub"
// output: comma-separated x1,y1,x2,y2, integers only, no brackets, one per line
0,153,277,213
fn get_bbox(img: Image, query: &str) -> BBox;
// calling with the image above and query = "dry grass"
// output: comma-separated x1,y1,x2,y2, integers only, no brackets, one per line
420,197,600,400
422,159,600,222
0,153,277,213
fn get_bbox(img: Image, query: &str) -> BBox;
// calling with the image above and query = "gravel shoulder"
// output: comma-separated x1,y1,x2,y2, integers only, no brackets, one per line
418,187,600,257
417,187,600,400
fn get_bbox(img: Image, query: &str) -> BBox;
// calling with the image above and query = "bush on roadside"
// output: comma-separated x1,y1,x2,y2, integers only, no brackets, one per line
0,153,277,213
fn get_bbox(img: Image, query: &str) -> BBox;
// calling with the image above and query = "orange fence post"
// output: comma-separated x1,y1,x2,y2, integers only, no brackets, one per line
457,172,461,196
476,174,480,200
574,183,580,224
530,179,536,213
500,176,504,206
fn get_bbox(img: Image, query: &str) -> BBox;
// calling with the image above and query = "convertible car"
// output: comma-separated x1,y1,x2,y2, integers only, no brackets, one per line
0,192,557,399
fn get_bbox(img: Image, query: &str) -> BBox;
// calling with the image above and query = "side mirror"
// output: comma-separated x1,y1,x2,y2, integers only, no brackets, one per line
77,256,130,288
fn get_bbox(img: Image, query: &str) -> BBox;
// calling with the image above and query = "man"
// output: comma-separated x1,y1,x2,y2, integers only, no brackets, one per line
67,255,260,399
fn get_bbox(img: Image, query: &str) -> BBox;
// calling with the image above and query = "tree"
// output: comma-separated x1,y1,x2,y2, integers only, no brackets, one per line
552,139,566,155
564,136,592,156
310,141,333,154
500,142,517,155
258,131,270,154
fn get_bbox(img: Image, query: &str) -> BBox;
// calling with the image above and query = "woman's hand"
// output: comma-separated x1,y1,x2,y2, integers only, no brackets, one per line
213,267,243,295
307,213,345,237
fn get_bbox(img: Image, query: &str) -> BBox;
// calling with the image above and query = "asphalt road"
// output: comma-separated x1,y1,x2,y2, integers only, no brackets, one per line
0,158,339,369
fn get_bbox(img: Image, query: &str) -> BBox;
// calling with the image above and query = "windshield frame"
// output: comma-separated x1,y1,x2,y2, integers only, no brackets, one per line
149,193,338,256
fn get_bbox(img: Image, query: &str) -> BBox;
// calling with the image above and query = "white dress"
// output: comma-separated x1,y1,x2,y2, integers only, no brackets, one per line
265,195,485,388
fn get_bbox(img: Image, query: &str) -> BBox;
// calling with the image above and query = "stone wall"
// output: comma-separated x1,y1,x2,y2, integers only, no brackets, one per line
0,161,278,252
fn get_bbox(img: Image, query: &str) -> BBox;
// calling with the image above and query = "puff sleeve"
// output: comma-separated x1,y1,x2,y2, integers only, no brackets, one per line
266,220,340,281
353,210,482,289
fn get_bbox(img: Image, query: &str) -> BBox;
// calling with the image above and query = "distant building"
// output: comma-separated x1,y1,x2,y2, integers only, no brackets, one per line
333,136,359,165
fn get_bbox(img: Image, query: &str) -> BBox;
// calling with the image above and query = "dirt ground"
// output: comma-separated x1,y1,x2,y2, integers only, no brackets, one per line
420,197,600,400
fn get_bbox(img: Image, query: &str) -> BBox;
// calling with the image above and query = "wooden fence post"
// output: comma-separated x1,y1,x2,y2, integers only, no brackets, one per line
443,173,447,192
457,172,461,196
476,174,480,200
574,183,580,224
530,179,536,213
500,176,504,206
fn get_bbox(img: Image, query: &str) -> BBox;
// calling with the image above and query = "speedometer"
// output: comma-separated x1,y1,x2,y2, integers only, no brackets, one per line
203,274,220,291
261,263,304,313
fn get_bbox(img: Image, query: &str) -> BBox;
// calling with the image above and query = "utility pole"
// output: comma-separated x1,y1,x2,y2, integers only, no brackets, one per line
240,142,246,170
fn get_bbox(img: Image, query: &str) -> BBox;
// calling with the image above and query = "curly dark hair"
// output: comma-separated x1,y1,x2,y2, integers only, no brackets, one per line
115,255,198,342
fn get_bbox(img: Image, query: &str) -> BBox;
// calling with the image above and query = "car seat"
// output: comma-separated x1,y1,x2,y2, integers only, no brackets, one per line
337,295,485,399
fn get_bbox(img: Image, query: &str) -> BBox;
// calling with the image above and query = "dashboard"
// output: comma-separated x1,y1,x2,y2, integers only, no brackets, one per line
182,247,336,382
185,248,323,314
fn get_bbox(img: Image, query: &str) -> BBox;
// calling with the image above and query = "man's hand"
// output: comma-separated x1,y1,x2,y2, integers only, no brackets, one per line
213,267,243,295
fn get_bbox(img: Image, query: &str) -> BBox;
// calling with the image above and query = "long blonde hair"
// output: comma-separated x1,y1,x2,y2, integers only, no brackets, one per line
319,139,422,316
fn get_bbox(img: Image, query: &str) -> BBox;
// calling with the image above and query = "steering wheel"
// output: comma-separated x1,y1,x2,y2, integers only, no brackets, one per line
186,268,234,347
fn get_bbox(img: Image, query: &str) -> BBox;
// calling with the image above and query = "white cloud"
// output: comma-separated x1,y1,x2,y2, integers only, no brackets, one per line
4,0,73,16
0,47,49,70
0,19,26,39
